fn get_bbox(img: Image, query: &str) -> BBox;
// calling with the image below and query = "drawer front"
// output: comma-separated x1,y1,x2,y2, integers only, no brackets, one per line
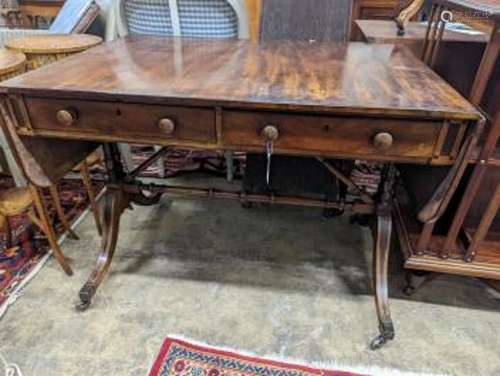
222,111,441,159
24,97,216,144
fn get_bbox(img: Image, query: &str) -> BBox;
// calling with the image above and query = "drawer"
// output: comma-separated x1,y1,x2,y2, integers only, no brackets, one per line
23,97,216,144
222,111,442,160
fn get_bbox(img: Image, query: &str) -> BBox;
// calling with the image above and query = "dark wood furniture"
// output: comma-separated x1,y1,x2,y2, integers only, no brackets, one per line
355,19,488,96
357,1,500,284
0,37,482,349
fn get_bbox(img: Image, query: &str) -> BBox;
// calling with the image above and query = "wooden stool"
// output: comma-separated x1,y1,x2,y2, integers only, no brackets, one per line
0,48,26,82
0,186,73,275
5,34,102,71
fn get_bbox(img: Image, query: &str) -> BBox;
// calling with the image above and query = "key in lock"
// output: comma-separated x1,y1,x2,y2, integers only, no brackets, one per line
261,125,279,187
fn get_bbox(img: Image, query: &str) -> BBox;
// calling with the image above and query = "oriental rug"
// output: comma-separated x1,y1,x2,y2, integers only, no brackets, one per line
0,178,102,315
149,337,363,376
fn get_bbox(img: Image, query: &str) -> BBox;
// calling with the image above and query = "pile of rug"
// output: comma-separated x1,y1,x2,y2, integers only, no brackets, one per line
0,177,101,313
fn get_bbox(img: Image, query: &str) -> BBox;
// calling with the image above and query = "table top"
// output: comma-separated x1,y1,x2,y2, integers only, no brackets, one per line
0,37,480,120
0,48,25,75
356,20,489,43
5,34,102,54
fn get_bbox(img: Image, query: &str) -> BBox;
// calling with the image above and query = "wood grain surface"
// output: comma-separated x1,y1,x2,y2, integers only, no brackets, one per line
0,49,26,75
0,37,480,120
6,34,103,54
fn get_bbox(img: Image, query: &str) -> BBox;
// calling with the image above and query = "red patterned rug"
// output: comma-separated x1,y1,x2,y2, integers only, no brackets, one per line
0,177,102,314
150,337,364,376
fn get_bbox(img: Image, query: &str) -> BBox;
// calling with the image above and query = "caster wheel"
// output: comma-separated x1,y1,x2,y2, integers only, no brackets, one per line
75,300,91,312
370,335,387,351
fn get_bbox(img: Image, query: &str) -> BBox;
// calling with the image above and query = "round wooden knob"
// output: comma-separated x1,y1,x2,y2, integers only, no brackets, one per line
261,125,279,141
158,118,175,135
373,132,393,151
56,109,77,126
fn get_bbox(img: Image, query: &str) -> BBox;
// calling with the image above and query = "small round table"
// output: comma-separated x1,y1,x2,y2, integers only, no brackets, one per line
5,34,102,71
0,48,26,81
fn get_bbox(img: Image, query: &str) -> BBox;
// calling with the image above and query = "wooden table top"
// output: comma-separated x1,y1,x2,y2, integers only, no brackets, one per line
5,34,102,55
0,37,480,120
0,48,26,75
356,19,489,43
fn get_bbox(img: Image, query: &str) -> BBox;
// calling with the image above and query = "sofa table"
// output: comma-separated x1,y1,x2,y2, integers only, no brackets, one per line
0,37,483,349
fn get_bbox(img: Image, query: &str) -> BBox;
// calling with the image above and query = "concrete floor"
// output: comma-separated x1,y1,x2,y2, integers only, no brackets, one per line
1,191,500,375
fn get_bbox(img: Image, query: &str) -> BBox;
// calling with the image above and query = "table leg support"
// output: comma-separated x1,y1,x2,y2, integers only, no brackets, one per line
76,187,130,311
370,210,395,350
370,164,396,350
76,142,130,311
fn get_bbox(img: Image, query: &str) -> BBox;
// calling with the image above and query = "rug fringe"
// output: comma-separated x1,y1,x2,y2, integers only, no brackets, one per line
163,334,445,376
0,190,101,320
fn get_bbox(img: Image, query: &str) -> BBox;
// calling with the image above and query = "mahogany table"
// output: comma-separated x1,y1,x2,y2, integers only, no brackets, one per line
0,37,483,349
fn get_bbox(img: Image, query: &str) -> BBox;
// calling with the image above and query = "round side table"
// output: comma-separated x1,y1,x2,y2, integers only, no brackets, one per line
0,48,26,81
5,34,102,71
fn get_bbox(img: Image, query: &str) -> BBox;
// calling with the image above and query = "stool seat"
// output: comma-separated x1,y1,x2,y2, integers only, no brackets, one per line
5,34,102,55
0,187,33,216
0,48,26,77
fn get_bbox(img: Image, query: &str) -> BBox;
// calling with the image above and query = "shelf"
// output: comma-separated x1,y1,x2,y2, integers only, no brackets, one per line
394,188,500,280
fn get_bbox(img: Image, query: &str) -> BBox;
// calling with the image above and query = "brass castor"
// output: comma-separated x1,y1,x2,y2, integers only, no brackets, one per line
370,321,395,350
75,283,95,312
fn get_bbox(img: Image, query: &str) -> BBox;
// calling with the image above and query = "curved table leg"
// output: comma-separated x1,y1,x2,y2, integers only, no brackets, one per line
370,164,396,350
370,210,395,350
76,188,130,311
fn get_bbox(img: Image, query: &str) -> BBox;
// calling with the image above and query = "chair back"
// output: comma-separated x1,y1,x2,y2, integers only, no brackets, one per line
49,0,97,34
116,0,249,39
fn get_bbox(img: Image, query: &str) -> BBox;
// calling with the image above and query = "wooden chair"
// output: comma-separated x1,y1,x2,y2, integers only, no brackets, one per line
111,0,249,180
